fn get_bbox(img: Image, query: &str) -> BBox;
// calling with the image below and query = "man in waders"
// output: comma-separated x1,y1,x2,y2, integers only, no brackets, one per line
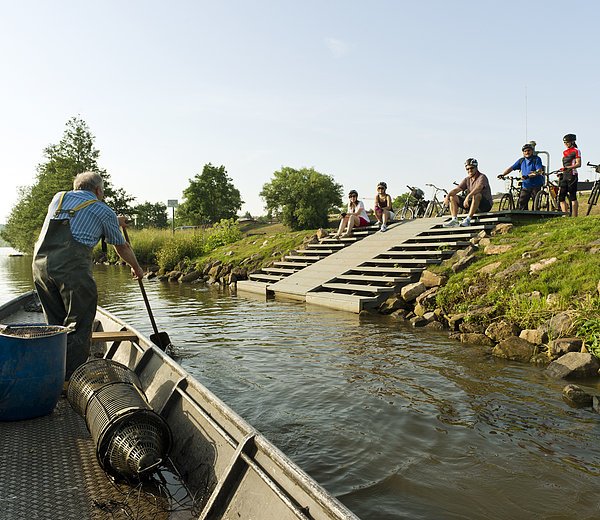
32,171,144,381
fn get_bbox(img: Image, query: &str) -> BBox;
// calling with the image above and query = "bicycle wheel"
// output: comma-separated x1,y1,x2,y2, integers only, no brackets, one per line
424,200,437,218
498,194,514,212
534,190,549,211
586,184,600,216
400,206,414,220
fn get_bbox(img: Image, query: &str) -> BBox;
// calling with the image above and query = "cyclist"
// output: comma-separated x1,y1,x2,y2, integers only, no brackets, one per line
332,189,370,238
560,133,581,216
373,181,395,232
499,143,544,210
443,158,493,227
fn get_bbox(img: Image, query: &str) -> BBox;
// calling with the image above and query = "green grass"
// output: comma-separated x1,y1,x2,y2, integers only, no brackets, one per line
434,215,600,335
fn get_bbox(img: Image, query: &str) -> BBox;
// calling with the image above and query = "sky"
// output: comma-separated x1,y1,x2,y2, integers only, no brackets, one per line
2,0,600,224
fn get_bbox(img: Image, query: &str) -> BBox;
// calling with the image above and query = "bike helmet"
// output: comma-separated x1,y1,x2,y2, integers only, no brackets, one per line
563,133,576,143
377,182,387,189
348,189,358,197
464,158,478,168
522,143,534,151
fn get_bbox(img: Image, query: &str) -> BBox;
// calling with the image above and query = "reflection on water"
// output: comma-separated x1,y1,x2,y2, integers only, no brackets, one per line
2,248,600,519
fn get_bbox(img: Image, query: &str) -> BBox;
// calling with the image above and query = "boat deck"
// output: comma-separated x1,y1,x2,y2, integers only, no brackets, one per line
0,307,193,520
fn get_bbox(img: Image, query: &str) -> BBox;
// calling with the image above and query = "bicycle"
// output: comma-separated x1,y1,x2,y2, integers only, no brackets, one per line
496,175,522,211
399,186,426,220
533,170,565,212
424,183,449,217
585,161,600,216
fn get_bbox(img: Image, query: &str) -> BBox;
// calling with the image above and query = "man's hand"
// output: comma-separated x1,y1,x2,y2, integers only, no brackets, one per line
463,198,470,209
118,215,130,228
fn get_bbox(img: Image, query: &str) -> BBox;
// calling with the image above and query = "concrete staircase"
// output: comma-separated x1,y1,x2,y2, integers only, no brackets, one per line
237,210,560,313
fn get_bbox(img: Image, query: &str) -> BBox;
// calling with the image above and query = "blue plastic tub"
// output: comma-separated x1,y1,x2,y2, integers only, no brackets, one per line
0,324,67,421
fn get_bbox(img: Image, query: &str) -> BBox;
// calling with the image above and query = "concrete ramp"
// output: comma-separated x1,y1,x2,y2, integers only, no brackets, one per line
269,218,445,300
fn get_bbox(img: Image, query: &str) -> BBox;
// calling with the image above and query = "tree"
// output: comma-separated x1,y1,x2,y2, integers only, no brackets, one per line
1,116,134,252
133,202,168,228
260,167,343,230
177,164,243,225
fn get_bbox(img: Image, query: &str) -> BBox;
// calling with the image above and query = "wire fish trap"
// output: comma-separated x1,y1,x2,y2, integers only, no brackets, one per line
85,381,172,481
67,359,145,417
0,324,68,338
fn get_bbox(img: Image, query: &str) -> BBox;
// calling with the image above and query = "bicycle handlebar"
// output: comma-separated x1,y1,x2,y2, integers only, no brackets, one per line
587,161,600,173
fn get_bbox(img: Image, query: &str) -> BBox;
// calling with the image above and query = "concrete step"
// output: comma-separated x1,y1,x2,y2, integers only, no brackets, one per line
320,283,395,294
407,232,479,242
365,258,441,265
422,224,491,234
249,273,284,282
320,237,358,244
273,261,311,267
305,291,382,313
295,249,337,255
336,274,410,284
353,266,423,275
393,241,471,249
284,255,324,262
236,280,269,295
307,243,346,249
381,250,453,258
263,267,300,275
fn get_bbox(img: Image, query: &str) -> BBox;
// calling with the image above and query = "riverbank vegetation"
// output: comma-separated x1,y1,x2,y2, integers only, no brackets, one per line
432,215,600,355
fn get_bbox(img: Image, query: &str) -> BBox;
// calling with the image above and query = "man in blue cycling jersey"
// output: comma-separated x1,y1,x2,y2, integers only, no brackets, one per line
499,143,544,210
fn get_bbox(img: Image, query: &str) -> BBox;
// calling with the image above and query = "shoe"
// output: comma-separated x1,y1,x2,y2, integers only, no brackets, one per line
381,224,387,232
460,217,472,227
340,231,353,238
443,218,459,227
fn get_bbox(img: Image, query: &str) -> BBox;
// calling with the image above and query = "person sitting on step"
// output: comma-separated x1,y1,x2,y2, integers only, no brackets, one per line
443,158,493,227
332,189,370,238
374,181,395,232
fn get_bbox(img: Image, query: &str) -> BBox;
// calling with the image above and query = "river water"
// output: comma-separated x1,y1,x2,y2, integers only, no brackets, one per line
2,247,600,520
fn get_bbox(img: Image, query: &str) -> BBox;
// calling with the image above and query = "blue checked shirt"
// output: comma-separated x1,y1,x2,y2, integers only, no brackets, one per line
44,190,126,248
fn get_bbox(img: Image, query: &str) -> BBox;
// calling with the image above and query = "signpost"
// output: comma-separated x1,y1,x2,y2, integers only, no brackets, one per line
167,200,178,235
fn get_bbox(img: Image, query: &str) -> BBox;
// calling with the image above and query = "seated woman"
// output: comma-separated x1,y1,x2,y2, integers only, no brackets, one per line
332,190,370,238
374,181,395,232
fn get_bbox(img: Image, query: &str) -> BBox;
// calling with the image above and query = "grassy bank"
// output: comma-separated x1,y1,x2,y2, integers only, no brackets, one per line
433,215,600,354
94,219,318,274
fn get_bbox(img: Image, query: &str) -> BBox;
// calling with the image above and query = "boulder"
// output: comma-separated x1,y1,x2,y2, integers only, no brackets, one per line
423,311,436,322
410,316,428,328
460,333,494,347
484,244,513,255
546,352,600,379
419,270,447,288
316,228,328,239
180,270,202,283
548,337,583,359
424,321,446,331
415,287,438,308
479,261,502,275
459,321,485,334
491,223,514,235
478,237,492,247
401,282,427,302
390,308,409,320
547,312,574,337
485,320,521,343
498,261,528,278
168,270,182,282
208,264,223,280
455,245,477,259
562,384,593,408
447,313,466,331
530,257,557,274
452,254,477,273
492,336,536,363
519,329,548,345
413,303,425,317
379,295,408,314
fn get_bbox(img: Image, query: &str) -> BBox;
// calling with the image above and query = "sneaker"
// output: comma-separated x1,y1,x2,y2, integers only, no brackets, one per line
381,224,387,232
460,217,472,227
443,218,459,227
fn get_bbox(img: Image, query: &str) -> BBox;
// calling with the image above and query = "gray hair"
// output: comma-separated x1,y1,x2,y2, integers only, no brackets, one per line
73,171,103,191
